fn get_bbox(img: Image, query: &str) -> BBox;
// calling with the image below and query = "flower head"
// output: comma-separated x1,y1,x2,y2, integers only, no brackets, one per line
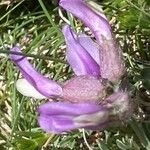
60,0,126,83
10,0,132,134
38,91,131,133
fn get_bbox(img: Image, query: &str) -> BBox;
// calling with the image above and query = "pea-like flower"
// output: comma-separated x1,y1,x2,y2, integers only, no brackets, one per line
60,0,126,83
10,0,132,134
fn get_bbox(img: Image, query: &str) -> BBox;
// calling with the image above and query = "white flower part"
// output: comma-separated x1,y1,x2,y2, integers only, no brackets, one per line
105,91,131,120
110,93,130,118
16,79,46,99
73,110,109,127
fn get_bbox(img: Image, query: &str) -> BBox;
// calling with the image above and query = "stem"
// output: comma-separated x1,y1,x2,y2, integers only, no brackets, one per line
82,129,93,150
126,0,150,18
0,50,65,63
38,0,58,28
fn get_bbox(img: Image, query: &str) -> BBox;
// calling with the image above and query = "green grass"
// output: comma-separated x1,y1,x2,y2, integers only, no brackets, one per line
0,0,150,149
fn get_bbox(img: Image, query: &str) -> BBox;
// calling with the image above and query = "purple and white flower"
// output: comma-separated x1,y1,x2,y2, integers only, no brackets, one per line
10,0,132,134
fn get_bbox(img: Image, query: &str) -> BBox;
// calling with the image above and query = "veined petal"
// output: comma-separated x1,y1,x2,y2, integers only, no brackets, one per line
38,115,75,133
62,25,100,77
38,102,102,116
78,34,100,65
38,102,109,133
16,79,46,99
60,0,112,42
10,46,62,98
60,0,126,82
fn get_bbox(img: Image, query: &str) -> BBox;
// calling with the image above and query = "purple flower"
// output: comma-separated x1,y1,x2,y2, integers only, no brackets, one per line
38,102,110,133
60,0,126,83
10,0,132,134
62,25,100,78
38,91,131,133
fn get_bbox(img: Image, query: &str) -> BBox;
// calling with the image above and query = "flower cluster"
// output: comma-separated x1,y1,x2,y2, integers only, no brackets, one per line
10,0,132,133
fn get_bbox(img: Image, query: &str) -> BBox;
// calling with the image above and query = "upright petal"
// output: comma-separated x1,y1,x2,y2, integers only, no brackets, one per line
62,25,100,78
10,46,62,98
60,0,112,42
78,34,100,65
60,0,126,83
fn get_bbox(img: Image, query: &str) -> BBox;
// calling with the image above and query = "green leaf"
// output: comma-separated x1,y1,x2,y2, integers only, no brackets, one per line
141,67,150,90
141,67,150,80
97,140,110,150
118,8,139,29
145,0,150,5
13,131,48,149
16,139,37,150
143,80,150,90
116,139,129,150
130,120,150,149
139,13,150,28
112,0,128,8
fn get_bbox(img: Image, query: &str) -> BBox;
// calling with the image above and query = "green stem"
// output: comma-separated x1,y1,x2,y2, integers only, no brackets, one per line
0,50,65,63
0,0,24,22
130,119,150,149
37,0,58,28
126,0,150,18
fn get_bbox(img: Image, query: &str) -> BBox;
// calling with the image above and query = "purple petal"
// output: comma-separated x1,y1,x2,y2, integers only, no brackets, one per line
60,0,112,43
60,0,125,82
38,102,102,116
38,102,109,133
10,46,62,98
78,34,100,65
38,115,75,133
62,25,100,78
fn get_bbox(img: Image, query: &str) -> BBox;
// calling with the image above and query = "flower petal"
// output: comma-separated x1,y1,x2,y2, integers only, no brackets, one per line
10,46,62,98
38,115,75,133
38,102,102,116
38,102,109,133
73,109,109,129
16,79,46,99
60,0,125,82
60,0,112,42
78,34,100,65
62,25,100,77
